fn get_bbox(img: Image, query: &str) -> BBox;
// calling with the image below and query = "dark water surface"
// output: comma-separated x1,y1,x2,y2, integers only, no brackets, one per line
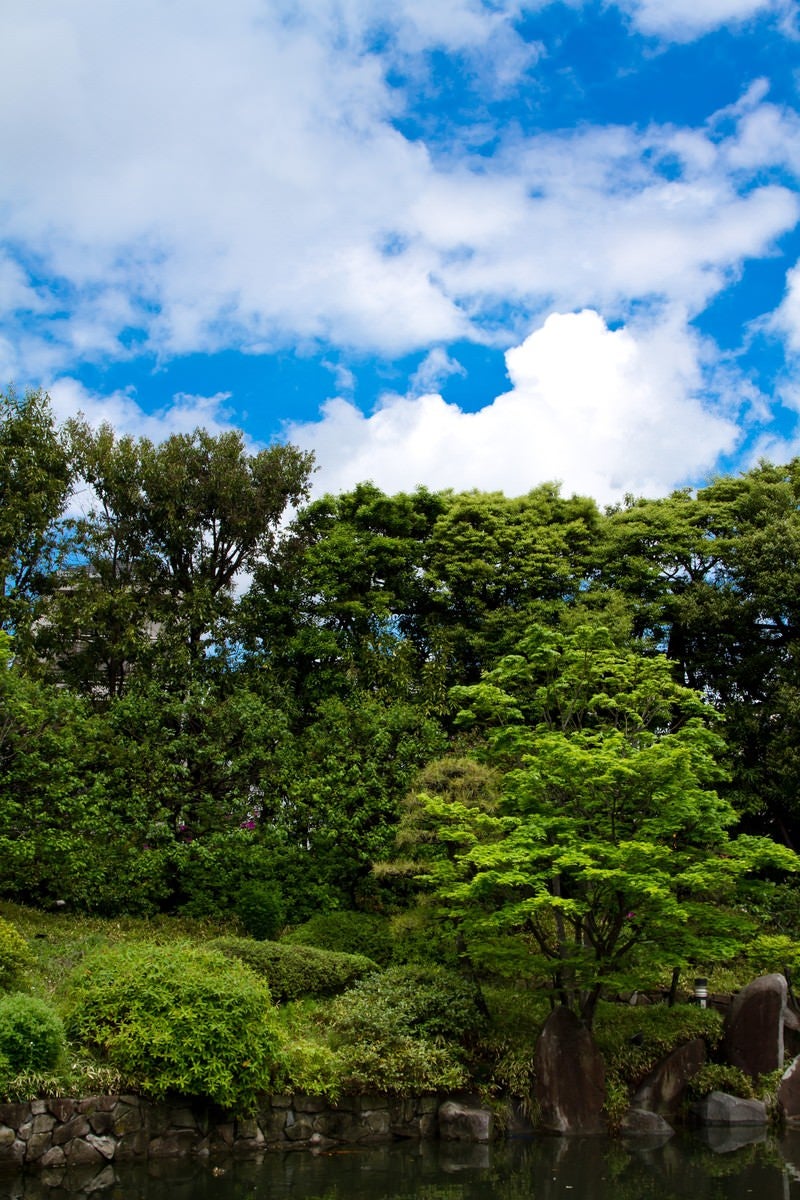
5,1130,800,1200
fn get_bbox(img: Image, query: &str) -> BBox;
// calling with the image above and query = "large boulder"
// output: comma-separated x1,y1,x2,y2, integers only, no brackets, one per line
632,1037,706,1116
721,973,787,1078
778,1054,800,1123
437,1101,492,1142
533,1006,606,1135
691,1091,768,1126
620,1108,674,1139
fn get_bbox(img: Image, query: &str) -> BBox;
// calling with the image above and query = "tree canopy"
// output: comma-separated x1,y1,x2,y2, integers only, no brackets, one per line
1,386,800,1007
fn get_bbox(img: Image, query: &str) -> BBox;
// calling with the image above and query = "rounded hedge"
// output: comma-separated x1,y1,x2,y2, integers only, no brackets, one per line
210,937,377,1002
64,942,281,1111
284,911,393,965
0,993,65,1074
0,918,31,991
329,964,487,1045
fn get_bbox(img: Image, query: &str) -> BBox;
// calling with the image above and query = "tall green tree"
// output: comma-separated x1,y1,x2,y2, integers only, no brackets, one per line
37,422,313,697
397,625,797,1025
600,464,800,845
0,388,73,636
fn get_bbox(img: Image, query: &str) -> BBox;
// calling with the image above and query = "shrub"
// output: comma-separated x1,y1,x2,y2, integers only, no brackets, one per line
329,964,487,1046
334,1036,468,1095
63,941,282,1111
593,1000,722,1089
235,880,286,941
173,831,282,920
687,1064,756,1100
284,911,393,965
210,937,377,1002
324,965,484,1096
0,994,65,1074
0,918,31,991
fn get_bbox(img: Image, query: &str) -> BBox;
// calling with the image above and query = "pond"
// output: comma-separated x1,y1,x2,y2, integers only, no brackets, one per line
5,1129,800,1200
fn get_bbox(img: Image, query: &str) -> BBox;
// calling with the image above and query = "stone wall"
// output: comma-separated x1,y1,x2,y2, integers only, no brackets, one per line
0,1092,491,1172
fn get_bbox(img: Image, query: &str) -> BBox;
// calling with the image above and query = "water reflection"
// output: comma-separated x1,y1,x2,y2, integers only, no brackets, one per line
4,1133,800,1200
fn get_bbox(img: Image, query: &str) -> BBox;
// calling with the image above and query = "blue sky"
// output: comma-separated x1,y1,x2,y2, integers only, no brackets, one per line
3,0,800,504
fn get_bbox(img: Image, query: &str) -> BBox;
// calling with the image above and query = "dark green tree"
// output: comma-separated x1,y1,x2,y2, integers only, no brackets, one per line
0,388,73,637
36,422,313,697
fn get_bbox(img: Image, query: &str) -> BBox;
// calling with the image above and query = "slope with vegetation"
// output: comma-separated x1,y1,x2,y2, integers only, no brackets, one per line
1,386,800,1121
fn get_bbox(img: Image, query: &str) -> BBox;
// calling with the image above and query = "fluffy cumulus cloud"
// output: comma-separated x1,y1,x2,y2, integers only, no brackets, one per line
1,0,798,378
286,310,741,505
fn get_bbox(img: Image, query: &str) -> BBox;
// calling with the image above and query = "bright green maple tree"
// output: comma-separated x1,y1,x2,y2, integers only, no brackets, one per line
400,625,799,1026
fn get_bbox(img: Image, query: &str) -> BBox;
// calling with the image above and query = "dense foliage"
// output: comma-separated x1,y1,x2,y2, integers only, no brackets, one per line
210,936,378,1002
3,387,800,1101
0,994,65,1075
64,942,281,1110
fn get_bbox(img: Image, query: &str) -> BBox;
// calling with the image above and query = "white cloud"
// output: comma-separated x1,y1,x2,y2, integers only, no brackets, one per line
768,260,800,354
0,2,798,378
409,348,466,395
619,0,788,39
47,379,242,444
286,309,741,505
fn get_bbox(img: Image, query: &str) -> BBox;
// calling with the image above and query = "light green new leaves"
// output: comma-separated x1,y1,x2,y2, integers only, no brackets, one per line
429,625,798,1022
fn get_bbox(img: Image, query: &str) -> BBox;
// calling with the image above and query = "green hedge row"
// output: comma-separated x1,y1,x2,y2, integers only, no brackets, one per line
210,937,378,1001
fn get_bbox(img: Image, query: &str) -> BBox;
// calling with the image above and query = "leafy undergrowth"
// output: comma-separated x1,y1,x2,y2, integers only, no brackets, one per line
594,1000,724,1130
0,901,781,1120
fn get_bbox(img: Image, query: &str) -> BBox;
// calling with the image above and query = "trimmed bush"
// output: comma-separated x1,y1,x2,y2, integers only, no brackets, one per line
64,942,281,1111
211,937,377,1002
329,964,487,1045
0,918,31,991
334,1035,468,1096
324,965,484,1096
0,994,65,1074
284,911,393,965
593,999,722,1089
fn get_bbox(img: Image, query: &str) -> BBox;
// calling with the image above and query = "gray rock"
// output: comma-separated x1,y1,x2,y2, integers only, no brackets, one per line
109,1103,143,1135
633,1038,706,1116
620,1108,674,1137
691,1090,768,1126
0,1138,25,1165
310,1132,337,1150
438,1100,492,1143
534,1006,606,1135
148,1130,200,1157
53,1115,90,1145
362,1109,392,1138
114,1130,149,1160
283,1112,315,1142
294,1094,327,1113
25,1131,54,1160
65,1137,106,1165
0,1103,30,1129
47,1098,78,1123
40,1145,66,1168
86,1133,116,1160
82,1165,117,1193
779,1054,800,1122
722,973,786,1078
